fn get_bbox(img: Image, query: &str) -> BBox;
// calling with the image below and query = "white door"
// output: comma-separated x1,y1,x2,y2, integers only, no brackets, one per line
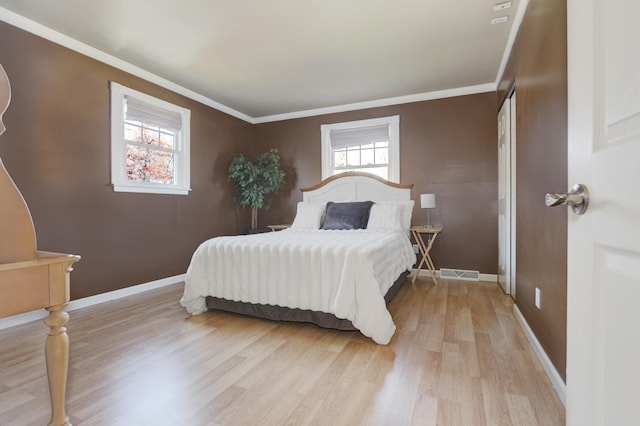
498,98,511,294
566,0,640,425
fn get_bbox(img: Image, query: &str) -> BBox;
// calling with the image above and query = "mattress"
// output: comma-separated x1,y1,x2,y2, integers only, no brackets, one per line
180,228,416,344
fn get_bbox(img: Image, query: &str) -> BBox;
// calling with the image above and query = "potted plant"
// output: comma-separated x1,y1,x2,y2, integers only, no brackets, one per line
228,148,286,230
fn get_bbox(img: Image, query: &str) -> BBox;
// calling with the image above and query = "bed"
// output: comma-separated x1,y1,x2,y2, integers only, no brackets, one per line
180,172,416,344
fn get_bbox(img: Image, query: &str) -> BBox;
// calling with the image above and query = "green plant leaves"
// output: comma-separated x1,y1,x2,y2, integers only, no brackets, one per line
228,148,286,211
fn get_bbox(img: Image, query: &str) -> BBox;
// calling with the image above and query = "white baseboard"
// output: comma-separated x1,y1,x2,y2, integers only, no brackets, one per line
479,273,498,282
513,304,567,407
412,269,497,283
0,274,185,330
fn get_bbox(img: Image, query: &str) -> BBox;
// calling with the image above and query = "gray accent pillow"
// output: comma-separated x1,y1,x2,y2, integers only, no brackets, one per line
321,201,374,230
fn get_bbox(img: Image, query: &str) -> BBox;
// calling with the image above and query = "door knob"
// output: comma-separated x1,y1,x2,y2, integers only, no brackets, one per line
545,184,589,215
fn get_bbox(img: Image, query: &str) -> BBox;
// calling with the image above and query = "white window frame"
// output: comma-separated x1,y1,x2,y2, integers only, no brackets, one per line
110,82,191,195
321,115,400,182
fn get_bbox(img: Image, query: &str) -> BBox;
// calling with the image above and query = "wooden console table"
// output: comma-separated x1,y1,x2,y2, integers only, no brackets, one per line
0,63,80,426
0,251,80,426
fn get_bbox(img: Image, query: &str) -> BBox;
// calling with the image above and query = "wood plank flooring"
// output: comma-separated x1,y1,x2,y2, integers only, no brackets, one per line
0,278,565,425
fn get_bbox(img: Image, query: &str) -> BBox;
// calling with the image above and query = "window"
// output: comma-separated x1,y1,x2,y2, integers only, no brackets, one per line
321,115,399,182
110,82,191,195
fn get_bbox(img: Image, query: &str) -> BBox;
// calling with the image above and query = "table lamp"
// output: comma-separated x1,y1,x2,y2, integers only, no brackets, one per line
420,193,436,228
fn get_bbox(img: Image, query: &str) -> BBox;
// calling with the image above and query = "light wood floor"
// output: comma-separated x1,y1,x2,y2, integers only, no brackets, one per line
0,278,565,425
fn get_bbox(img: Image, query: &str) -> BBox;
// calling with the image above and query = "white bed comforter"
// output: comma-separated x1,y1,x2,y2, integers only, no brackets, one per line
180,229,416,344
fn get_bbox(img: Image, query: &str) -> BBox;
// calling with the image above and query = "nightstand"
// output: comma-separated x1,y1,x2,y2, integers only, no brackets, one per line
410,225,442,284
267,224,290,232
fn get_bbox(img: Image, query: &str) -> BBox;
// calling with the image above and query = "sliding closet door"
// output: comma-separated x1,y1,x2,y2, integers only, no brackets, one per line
498,92,516,296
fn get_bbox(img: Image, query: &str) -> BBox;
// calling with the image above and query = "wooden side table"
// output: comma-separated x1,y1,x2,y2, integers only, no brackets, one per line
410,226,442,284
0,251,80,426
267,224,290,232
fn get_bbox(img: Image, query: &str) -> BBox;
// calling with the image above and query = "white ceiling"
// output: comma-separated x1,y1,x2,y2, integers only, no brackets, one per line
0,0,522,123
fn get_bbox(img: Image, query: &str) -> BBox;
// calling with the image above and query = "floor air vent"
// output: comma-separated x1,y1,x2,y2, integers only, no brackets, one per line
439,268,480,281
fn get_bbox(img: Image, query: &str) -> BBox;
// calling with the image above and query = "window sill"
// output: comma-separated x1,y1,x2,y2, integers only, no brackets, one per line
113,183,190,196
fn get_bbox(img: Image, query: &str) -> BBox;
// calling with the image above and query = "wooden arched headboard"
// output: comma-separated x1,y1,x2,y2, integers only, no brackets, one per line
301,172,414,203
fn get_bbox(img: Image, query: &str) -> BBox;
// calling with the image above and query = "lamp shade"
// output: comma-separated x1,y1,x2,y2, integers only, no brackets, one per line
420,193,436,209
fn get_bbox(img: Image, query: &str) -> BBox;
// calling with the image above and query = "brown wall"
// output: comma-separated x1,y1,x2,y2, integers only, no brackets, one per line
498,0,568,380
0,21,254,299
1,18,501,301
255,93,499,274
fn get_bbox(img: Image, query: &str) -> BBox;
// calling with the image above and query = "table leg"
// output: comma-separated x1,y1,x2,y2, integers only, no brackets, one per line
412,231,425,282
412,231,431,283
424,233,439,284
424,253,438,284
411,230,440,284
44,304,71,426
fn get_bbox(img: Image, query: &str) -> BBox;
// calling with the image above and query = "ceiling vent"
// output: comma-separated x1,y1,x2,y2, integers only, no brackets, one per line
493,1,512,11
491,16,509,24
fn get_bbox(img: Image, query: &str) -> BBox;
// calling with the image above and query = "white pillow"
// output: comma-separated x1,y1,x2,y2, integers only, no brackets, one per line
374,200,414,232
290,202,325,230
367,203,404,231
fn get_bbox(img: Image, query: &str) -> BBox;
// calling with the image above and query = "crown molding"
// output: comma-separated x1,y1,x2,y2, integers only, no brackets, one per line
253,83,497,123
2,6,505,126
0,7,254,123
495,0,531,86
